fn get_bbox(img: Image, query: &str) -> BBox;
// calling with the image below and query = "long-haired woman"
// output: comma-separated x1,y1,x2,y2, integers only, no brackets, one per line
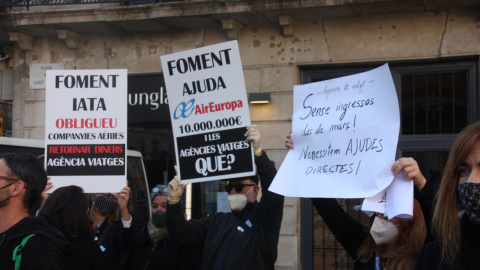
39,185,105,270
414,121,480,269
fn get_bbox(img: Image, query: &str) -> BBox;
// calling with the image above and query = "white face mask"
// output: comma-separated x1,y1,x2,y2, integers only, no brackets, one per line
227,186,253,212
228,194,248,212
370,216,399,245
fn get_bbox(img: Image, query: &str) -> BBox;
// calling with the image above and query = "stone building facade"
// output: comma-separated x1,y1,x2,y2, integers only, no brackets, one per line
1,0,480,269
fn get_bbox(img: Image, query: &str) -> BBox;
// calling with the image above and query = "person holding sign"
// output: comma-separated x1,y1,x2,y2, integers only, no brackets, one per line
414,122,480,270
122,185,200,270
166,125,284,270
286,133,434,270
89,183,135,270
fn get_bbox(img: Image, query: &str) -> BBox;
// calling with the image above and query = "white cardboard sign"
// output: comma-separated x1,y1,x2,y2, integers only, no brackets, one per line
269,64,400,198
161,40,254,184
45,69,128,193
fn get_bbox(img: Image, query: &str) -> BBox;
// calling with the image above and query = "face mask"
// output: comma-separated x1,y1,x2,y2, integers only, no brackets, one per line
152,210,166,228
94,194,117,216
370,216,399,245
458,182,480,225
227,186,253,212
228,194,247,212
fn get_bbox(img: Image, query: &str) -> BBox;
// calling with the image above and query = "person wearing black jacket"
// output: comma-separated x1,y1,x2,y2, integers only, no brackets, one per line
89,183,135,270
0,152,68,270
414,121,480,270
166,125,284,270
121,185,200,270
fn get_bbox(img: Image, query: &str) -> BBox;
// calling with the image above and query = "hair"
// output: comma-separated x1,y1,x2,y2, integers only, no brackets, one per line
39,185,93,241
357,199,427,269
0,152,47,210
88,193,120,226
151,184,167,201
432,121,480,265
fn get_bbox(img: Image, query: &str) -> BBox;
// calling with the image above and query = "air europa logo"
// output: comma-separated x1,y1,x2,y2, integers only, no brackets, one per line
195,100,243,114
173,99,244,120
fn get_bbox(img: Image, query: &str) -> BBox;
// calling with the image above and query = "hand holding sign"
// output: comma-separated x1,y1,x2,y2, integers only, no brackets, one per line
168,165,187,204
392,157,426,191
361,157,426,219
114,181,131,222
245,125,262,156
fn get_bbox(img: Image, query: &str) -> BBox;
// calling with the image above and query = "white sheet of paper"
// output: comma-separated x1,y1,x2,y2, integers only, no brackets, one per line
361,172,414,219
269,64,399,198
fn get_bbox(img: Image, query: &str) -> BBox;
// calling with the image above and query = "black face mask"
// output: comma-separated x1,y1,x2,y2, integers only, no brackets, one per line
152,210,166,228
458,182,480,225
94,194,117,216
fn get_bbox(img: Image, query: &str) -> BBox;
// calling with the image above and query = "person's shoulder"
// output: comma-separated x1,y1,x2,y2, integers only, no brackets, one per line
20,216,70,251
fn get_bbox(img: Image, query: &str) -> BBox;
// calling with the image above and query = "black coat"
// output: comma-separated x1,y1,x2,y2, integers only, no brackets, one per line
310,181,435,270
66,237,105,270
94,220,136,270
413,215,480,270
122,226,200,270
0,216,69,270
166,151,284,270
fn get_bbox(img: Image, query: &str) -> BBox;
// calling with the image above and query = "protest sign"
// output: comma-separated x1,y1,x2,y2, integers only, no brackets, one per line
269,64,400,198
45,69,128,193
160,40,254,183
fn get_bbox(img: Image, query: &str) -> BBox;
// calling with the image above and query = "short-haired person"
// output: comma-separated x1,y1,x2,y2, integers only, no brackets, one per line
286,132,434,269
0,153,68,270
414,121,480,269
39,185,105,270
166,125,284,270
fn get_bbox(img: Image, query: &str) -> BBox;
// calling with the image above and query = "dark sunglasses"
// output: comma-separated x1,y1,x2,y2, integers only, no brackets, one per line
225,183,255,193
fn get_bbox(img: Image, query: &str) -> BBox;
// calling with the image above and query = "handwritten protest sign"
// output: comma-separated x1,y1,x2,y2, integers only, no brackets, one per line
45,69,128,193
269,64,399,198
160,41,254,184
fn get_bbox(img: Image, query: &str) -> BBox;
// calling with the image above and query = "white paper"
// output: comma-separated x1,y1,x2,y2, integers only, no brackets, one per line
361,172,414,219
269,64,399,198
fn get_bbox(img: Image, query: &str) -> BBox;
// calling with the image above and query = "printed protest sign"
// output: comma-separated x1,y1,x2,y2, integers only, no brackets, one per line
269,64,400,198
160,40,254,183
45,69,128,193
